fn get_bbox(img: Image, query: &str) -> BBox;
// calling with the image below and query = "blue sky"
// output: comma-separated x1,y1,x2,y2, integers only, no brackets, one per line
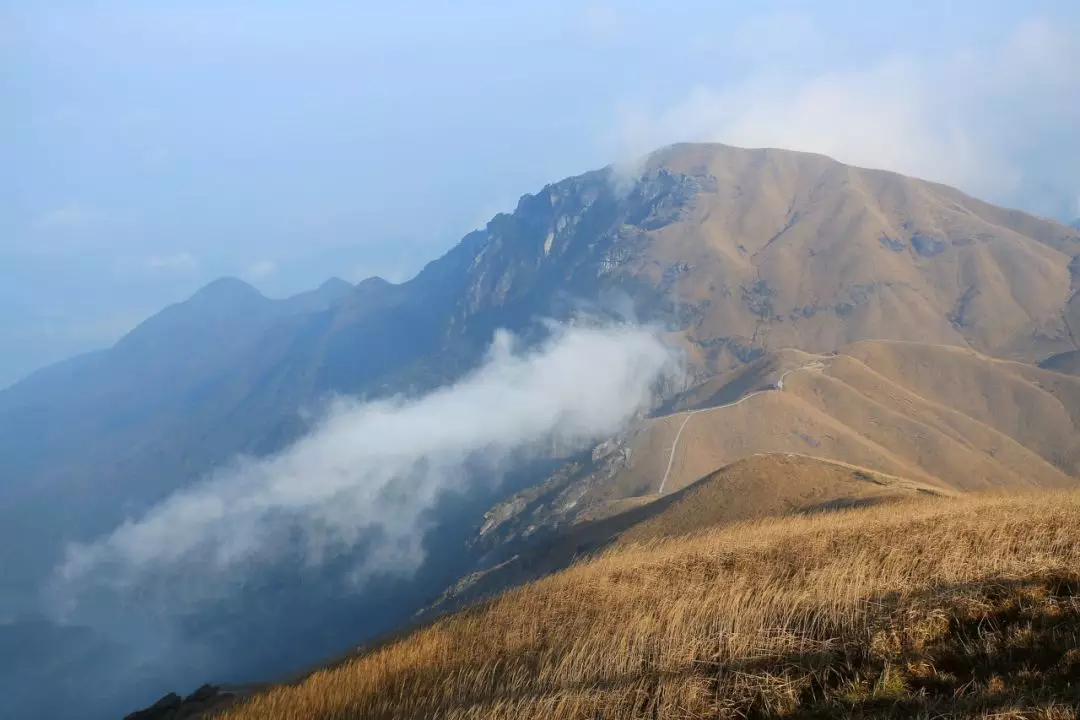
3,0,1080,387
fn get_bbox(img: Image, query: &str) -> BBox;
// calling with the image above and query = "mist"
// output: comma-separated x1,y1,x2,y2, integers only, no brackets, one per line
51,322,677,620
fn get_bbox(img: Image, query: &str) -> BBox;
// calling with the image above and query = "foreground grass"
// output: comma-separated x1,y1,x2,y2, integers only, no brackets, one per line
219,492,1080,719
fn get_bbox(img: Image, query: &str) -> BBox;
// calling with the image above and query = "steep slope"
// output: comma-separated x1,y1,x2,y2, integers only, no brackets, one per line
479,340,1080,547
219,492,1080,719
430,454,942,614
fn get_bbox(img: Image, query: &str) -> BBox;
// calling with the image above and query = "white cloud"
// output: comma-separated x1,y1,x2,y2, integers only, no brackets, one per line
51,323,679,614
144,253,199,273
608,17,1080,218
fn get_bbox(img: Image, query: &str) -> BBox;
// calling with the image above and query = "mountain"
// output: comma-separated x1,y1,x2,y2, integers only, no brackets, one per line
4,143,1080,718
6,145,1079,526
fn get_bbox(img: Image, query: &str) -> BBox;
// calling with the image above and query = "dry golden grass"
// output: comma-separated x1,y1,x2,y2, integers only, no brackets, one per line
219,491,1080,719
492,341,1080,546
639,143,1080,366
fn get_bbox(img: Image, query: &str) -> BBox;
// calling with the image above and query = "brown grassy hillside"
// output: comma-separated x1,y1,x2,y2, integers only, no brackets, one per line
446,142,1080,382
431,454,944,614
633,144,1080,370
479,340,1080,546
218,491,1080,719
614,453,944,545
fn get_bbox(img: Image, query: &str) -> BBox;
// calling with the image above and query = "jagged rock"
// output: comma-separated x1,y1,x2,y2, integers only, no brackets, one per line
123,685,231,719
123,693,181,720
184,684,218,704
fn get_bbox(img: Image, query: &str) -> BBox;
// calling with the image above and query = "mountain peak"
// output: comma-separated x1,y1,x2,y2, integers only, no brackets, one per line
189,277,265,306
279,277,357,314
355,275,391,290
641,142,822,173
318,277,354,293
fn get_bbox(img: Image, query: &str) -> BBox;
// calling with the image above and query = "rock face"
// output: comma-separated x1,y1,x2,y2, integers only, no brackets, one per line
122,685,232,720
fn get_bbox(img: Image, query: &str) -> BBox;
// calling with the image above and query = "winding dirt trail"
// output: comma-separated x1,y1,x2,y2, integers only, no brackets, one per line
656,363,823,494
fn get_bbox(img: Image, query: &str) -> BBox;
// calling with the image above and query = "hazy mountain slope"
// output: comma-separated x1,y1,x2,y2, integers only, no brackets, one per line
0,278,357,613
478,340,1080,547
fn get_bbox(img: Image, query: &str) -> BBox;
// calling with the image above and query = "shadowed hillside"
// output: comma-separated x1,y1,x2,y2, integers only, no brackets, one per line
216,491,1080,719
1040,349,1080,375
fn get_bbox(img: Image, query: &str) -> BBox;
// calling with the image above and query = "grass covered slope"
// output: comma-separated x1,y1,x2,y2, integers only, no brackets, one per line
481,341,1080,549
220,492,1080,719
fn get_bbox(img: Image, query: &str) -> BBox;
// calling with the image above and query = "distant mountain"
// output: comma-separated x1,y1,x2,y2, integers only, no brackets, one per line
0,278,358,612
4,143,1080,718
1071,218,1080,229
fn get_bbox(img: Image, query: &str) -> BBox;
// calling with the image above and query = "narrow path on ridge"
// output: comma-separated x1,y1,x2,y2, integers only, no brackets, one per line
655,362,824,495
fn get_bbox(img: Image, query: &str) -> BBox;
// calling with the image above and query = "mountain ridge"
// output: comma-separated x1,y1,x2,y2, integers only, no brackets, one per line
4,142,1080,719
5,141,1079,616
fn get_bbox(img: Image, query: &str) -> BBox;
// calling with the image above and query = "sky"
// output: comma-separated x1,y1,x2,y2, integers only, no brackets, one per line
3,0,1080,388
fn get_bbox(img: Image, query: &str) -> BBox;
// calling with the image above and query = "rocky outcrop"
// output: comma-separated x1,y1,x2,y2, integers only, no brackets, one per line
122,685,233,720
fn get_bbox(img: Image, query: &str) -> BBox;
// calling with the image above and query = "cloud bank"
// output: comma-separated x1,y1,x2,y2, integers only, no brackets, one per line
52,322,678,614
